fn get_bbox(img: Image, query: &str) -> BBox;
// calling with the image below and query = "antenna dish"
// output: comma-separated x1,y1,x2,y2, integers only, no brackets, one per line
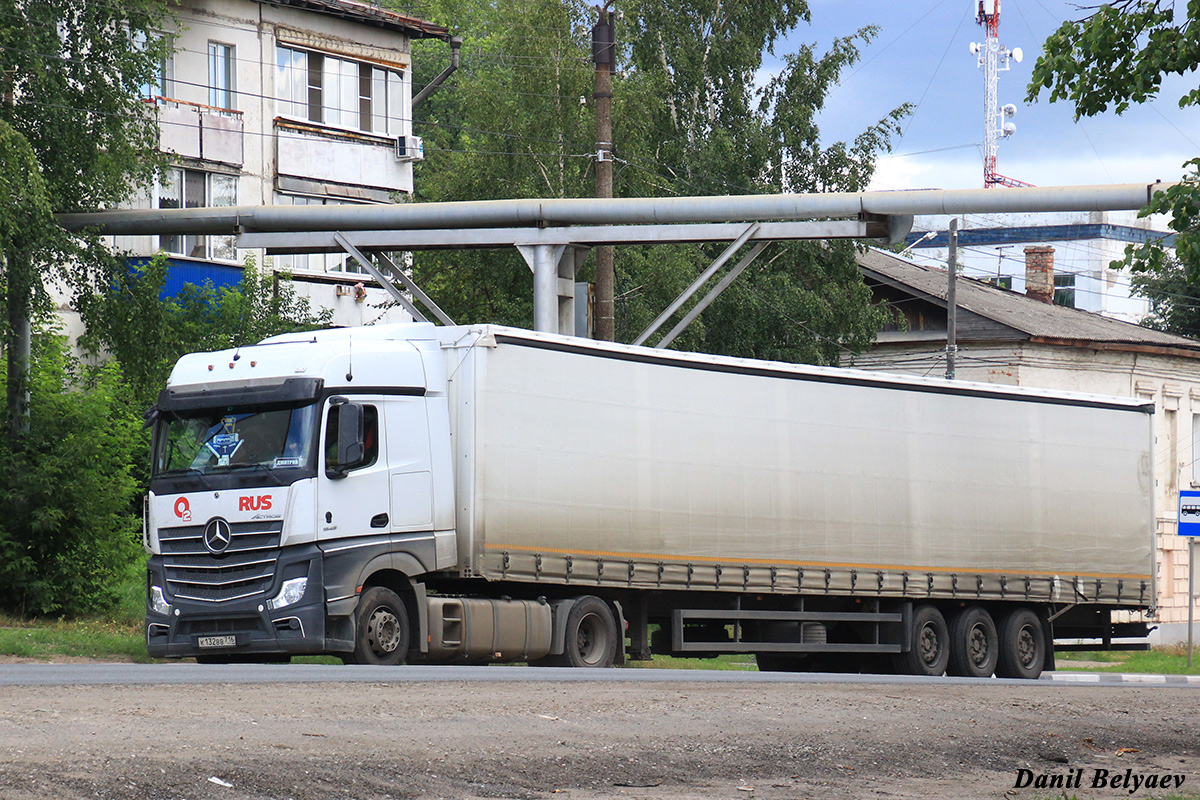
969,42,980,55
1012,46,1023,63
1002,121,1016,137
1002,103,1017,117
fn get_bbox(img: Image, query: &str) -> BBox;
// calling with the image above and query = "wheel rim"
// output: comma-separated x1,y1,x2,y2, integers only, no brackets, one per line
968,623,991,668
1016,625,1037,668
366,606,402,657
575,612,610,666
918,622,941,666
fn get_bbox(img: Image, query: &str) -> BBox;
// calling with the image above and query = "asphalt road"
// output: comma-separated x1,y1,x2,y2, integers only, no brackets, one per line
2,662,1199,687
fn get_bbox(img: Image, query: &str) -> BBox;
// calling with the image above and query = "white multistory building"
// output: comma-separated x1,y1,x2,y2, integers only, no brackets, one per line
94,0,455,331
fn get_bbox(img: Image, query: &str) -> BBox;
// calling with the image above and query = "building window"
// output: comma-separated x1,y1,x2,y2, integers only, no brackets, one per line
276,45,405,135
1193,413,1200,485
983,276,1013,290
1054,274,1075,308
209,42,236,110
159,168,237,260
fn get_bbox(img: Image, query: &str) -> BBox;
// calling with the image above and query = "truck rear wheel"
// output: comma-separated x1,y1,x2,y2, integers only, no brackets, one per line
538,596,618,668
947,606,998,678
892,604,949,676
346,586,410,666
995,608,1045,680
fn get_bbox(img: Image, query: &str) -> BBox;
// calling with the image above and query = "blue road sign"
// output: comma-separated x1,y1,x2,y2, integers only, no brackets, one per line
1179,490,1200,536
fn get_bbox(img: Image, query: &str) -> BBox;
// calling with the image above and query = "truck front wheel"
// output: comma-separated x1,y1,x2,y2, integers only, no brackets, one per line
346,586,411,665
995,608,1045,680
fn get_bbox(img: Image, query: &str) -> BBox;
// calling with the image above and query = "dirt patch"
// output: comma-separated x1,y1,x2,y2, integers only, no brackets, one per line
0,680,1195,799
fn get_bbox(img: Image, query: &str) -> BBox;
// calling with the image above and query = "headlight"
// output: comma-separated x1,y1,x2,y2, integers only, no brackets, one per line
149,585,171,616
267,577,308,611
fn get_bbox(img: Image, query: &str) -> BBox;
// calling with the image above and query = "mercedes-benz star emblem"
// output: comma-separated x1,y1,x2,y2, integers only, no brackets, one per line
203,518,233,555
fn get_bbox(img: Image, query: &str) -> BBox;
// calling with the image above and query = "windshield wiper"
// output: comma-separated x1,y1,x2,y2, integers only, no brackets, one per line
155,467,216,491
224,463,289,486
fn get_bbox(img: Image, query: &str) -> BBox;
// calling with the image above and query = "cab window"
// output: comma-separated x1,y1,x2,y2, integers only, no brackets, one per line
325,404,379,472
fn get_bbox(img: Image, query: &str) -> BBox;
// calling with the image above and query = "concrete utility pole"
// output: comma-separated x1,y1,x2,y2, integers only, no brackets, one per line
945,218,958,380
592,3,615,341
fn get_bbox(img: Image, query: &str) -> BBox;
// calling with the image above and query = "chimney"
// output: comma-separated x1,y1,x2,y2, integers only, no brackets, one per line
1024,245,1055,304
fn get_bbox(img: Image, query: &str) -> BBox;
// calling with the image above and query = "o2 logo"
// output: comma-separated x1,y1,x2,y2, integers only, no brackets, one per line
238,495,273,512
173,497,192,522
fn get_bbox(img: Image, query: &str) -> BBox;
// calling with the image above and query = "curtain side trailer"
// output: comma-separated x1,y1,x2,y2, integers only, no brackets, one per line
144,324,1155,677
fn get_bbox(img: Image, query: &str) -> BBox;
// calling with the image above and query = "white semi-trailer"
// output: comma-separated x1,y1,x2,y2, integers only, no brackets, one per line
144,324,1155,678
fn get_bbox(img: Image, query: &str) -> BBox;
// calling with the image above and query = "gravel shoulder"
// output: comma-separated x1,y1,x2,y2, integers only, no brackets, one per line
0,679,1196,800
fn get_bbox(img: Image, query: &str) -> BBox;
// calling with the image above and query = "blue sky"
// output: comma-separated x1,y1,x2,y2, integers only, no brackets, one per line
765,0,1200,191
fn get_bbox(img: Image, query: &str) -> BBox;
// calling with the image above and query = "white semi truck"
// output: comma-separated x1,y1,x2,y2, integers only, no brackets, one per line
144,324,1156,677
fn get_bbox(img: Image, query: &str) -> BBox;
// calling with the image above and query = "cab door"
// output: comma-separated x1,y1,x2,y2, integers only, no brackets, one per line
318,397,391,540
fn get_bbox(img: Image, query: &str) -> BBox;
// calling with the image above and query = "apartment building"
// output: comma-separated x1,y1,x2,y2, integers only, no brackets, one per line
106,0,453,327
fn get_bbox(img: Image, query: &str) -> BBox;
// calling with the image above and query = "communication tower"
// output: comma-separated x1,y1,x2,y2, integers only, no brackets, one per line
970,0,1031,187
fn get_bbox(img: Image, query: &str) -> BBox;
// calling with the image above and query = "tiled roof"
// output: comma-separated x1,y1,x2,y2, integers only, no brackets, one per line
262,0,450,39
859,247,1200,353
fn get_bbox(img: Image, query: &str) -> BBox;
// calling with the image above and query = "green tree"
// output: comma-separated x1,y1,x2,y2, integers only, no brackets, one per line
0,119,55,439
0,333,143,616
1129,260,1200,337
77,254,332,411
411,0,906,364
0,0,170,433
1027,2,1200,313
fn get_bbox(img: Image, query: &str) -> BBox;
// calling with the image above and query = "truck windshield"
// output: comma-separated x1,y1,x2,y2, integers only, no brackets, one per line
154,403,319,476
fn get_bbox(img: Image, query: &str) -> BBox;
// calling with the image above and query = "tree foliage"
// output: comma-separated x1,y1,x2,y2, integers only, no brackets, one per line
0,334,143,616
1130,257,1200,336
1027,1,1200,119
411,0,907,363
0,0,171,435
0,0,170,212
1027,1,1200,322
77,254,332,411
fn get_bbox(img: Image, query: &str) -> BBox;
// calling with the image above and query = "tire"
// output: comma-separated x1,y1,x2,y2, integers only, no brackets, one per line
541,596,618,668
892,604,950,676
995,608,1046,680
347,586,411,666
947,605,999,678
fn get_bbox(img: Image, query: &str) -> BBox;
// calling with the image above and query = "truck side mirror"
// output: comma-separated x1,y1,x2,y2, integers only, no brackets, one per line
326,399,365,479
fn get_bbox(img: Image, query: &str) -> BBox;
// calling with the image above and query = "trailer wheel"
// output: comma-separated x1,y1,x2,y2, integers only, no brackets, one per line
995,608,1045,680
892,604,949,676
346,586,410,666
559,596,618,668
947,606,998,678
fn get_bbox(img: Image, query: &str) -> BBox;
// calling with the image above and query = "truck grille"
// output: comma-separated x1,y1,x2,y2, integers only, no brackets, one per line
159,521,284,603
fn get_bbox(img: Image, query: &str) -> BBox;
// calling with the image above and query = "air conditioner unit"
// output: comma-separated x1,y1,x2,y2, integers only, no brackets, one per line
395,135,424,162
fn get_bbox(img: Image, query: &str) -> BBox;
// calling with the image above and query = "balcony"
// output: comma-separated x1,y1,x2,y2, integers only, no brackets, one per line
274,118,413,199
156,97,244,167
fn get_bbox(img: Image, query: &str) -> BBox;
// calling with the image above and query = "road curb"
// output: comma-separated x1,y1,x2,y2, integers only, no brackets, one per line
1043,671,1200,685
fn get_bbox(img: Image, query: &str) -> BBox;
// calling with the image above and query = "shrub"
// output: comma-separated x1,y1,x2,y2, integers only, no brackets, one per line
0,333,143,616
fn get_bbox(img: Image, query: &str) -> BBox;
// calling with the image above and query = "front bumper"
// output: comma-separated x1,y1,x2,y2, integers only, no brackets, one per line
145,546,339,659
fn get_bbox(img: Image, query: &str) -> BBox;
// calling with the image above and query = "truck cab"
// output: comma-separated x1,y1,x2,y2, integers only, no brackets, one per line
144,324,457,662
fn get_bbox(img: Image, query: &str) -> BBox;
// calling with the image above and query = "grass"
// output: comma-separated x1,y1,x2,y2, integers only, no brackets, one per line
2,579,1196,673
0,614,154,662
1054,646,1200,675
624,653,758,670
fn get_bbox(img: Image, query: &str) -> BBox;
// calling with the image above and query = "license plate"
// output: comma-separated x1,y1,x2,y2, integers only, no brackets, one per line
197,635,237,649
